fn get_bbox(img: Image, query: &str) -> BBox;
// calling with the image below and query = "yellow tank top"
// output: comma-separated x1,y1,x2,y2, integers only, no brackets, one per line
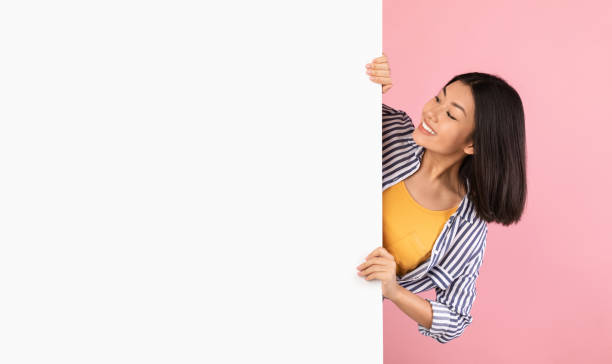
383,180,459,277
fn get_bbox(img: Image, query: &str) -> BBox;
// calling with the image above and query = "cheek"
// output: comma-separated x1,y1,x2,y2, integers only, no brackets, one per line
436,127,464,148
435,124,454,137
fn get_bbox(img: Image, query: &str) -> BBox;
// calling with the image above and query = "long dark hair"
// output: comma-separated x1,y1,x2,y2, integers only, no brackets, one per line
447,72,527,226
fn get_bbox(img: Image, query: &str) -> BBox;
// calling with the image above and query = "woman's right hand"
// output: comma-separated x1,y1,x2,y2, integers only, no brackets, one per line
365,53,393,94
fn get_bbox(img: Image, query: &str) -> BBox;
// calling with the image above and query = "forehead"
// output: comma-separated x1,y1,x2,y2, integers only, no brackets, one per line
443,81,474,118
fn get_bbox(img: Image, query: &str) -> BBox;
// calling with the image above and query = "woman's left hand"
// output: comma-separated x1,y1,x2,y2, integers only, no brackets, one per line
356,246,401,300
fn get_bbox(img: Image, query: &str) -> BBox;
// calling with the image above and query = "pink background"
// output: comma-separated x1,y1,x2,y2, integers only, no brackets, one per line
382,1,612,362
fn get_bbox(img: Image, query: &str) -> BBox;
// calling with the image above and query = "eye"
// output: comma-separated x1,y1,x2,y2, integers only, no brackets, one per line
435,95,457,120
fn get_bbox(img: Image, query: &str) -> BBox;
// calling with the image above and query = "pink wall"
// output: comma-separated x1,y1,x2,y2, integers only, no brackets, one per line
382,1,612,362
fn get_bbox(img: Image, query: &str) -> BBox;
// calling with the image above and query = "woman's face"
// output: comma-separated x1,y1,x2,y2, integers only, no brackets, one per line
413,80,476,156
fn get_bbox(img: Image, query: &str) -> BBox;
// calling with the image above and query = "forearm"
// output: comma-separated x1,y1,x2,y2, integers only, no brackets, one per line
387,284,433,330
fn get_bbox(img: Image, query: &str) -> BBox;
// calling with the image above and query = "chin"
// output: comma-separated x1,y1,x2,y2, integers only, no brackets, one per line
412,131,426,147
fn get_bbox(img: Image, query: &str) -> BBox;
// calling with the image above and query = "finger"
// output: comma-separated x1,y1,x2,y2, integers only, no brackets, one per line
373,55,387,63
366,69,390,77
370,77,392,86
369,76,392,85
367,246,394,260
365,271,387,281
366,62,389,71
361,265,387,278
358,264,386,276
358,257,386,270
366,246,386,260
382,84,393,94
365,247,380,260
379,247,395,260
368,76,381,83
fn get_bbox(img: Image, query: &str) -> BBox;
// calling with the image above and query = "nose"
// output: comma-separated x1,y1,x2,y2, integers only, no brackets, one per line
424,108,442,125
423,111,436,124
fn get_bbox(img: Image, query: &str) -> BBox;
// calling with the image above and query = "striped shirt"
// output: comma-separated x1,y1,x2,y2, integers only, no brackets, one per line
382,103,488,344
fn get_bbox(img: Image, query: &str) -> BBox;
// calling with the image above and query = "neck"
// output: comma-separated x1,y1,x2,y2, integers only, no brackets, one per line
419,148,466,196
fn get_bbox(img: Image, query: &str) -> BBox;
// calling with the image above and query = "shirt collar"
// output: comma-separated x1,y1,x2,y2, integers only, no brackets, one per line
414,144,477,225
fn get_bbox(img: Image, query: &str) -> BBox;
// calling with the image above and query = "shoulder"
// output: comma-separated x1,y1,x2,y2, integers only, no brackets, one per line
382,103,417,149
382,103,415,130
459,217,488,262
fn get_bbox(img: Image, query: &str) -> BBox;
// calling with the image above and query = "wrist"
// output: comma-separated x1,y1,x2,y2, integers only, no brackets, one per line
386,282,403,301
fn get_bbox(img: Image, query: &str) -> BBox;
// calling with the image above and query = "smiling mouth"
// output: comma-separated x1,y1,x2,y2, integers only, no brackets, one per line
420,120,436,135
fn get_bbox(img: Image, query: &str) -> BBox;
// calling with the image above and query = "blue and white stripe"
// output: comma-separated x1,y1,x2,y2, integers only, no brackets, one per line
382,103,488,344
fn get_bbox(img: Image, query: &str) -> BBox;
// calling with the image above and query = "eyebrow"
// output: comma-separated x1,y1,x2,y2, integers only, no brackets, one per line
442,86,466,116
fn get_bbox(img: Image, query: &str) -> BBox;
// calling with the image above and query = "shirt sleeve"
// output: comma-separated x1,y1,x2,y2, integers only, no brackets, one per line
382,103,415,133
417,230,488,344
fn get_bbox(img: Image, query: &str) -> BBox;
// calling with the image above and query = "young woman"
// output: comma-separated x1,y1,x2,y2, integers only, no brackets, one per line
356,54,526,343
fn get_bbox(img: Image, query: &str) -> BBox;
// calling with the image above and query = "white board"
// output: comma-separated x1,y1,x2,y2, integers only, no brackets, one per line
0,1,383,362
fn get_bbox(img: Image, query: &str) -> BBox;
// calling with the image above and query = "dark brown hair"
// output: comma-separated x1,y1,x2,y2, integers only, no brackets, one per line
447,72,527,226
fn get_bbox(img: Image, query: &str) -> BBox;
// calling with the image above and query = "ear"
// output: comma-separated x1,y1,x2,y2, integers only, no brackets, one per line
464,143,474,156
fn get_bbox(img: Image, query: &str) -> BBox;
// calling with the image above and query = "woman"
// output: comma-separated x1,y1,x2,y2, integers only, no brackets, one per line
356,54,526,343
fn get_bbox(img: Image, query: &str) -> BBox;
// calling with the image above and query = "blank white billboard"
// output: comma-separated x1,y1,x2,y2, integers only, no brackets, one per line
0,1,382,363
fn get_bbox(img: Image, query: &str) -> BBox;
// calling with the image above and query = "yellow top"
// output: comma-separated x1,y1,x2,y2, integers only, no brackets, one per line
383,180,459,277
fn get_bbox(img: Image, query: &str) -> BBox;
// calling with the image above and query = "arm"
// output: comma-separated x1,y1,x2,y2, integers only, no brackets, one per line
391,231,488,344
386,282,434,330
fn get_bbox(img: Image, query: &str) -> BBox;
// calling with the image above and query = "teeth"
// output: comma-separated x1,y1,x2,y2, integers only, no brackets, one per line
422,121,436,135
